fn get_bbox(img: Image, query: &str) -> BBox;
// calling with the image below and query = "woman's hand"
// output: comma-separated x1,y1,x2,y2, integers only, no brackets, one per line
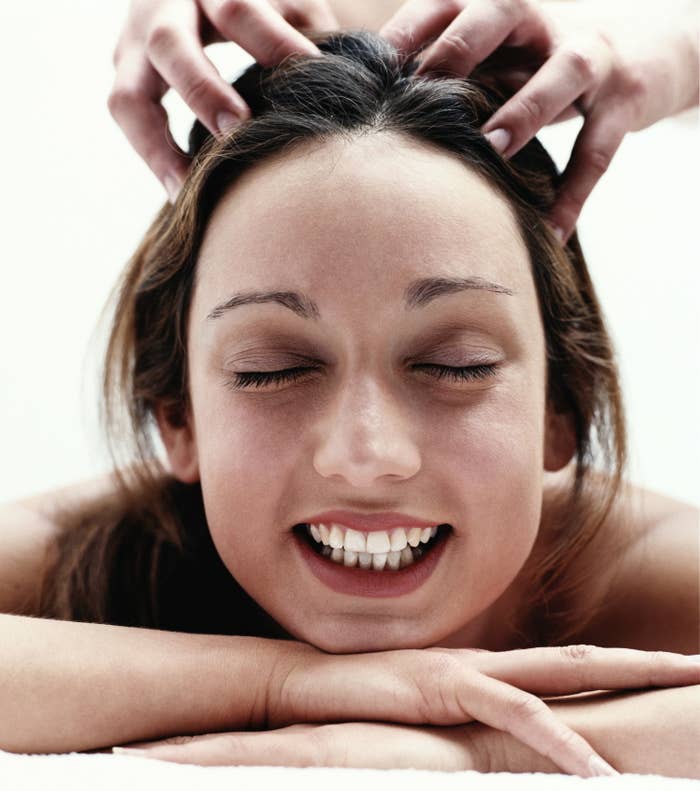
109,0,339,201
111,720,493,772
379,0,699,242
259,643,699,777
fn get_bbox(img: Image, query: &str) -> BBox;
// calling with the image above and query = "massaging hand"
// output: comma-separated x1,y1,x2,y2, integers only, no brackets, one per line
108,0,338,201
379,0,699,242
113,644,700,776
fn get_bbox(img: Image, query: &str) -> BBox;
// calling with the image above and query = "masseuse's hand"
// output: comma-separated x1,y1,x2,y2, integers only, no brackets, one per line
113,644,700,776
109,0,338,202
379,0,700,242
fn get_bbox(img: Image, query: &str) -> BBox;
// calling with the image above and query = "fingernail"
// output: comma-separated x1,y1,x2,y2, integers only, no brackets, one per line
216,110,241,135
588,755,620,777
484,127,511,154
686,654,700,662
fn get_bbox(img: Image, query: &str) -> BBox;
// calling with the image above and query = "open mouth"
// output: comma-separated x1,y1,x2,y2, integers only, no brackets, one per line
293,523,452,572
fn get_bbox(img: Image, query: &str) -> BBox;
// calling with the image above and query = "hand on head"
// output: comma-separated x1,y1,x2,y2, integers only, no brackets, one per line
109,0,697,239
108,0,338,202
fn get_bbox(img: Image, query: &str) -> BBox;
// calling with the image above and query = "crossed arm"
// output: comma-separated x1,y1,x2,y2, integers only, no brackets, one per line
103,680,700,777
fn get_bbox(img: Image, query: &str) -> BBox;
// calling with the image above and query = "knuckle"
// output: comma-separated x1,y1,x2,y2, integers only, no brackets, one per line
437,0,464,15
583,145,614,177
438,32,476,68
616,63,649,123
293,0,319,15
559,643,596,662
563,47,597,83
180,73,214,111
107,85,140,119
506,692,548,723
516,92,545,126
215,0,254,31
145,22,178,56
558,644,595,690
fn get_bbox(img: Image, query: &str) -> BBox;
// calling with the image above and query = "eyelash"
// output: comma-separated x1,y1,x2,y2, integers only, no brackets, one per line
228,363,498,390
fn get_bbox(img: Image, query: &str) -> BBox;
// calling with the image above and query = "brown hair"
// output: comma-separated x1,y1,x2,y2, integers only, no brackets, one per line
37,29,629,646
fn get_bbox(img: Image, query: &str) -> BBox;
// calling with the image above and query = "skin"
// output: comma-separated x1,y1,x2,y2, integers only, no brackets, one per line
156,130,575,655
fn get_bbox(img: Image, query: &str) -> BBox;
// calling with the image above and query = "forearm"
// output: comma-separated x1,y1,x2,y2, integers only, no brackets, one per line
0,613,306,754
490,684,700,778
547,0,699,124
639,0,699,120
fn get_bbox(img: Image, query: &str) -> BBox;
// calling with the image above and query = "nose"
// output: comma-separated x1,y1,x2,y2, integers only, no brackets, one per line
313,375,421,487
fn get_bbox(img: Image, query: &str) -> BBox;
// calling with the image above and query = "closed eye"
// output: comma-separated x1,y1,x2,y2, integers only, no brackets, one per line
226,363,499,390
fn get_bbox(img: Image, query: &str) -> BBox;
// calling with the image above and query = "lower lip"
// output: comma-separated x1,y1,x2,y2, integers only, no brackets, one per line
292,525,451,598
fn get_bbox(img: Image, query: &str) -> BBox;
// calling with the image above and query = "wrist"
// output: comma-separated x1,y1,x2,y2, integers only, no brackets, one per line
491,685,700,778
636,6,699,125
261,637,322,729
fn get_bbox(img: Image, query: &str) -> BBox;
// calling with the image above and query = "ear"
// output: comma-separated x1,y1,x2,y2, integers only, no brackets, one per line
155,401,200,483
544,404,576,472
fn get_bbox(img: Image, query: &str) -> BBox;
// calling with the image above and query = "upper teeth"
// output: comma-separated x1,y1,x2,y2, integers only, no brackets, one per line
307,523,439,553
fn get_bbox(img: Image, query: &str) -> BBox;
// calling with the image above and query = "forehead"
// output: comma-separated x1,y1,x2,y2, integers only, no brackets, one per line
192,132,533,320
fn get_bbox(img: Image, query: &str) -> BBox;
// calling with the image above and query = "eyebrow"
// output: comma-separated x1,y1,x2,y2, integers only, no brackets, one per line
206,275,515,322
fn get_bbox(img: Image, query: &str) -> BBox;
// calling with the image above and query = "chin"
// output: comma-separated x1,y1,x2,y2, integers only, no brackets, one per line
295,618,442,654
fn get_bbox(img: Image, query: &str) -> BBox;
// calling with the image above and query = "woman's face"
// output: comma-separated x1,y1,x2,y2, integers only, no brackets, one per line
161,132,565,653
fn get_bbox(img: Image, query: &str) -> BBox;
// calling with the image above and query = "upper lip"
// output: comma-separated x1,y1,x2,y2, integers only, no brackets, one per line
298,510,444,532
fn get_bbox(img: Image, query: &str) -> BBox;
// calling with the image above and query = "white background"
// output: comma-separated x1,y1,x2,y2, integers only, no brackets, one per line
0,2,697,507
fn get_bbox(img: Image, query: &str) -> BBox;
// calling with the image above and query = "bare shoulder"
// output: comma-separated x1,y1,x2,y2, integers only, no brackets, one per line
0,471,122,615
542,466,699,653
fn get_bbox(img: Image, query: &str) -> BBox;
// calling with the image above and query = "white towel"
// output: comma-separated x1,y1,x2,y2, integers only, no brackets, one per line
1,749,697,790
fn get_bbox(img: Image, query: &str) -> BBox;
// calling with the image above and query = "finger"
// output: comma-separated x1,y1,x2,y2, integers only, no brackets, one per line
273,0,339,30
480,36,610,158
467,644,700,696
199,0,323,68
548,109,629,242
482,67,581,125
378,0,462,55
145,12,252,139
458,672,618,777
108,49,190,200
414,0,542,77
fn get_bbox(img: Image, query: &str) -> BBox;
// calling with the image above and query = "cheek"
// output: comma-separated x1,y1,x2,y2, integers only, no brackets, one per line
438,375,545,481
191,389,292,562
435,378,545,541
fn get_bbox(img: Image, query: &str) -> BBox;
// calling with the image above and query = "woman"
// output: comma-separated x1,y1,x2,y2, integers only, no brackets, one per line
1,30,696,776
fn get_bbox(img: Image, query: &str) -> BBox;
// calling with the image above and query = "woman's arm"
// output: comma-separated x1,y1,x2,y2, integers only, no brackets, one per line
490,683,700,778
0,613,312,754
104,683,700,777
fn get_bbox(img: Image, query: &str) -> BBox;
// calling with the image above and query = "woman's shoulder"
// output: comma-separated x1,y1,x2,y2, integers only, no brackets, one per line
541,466,699,653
